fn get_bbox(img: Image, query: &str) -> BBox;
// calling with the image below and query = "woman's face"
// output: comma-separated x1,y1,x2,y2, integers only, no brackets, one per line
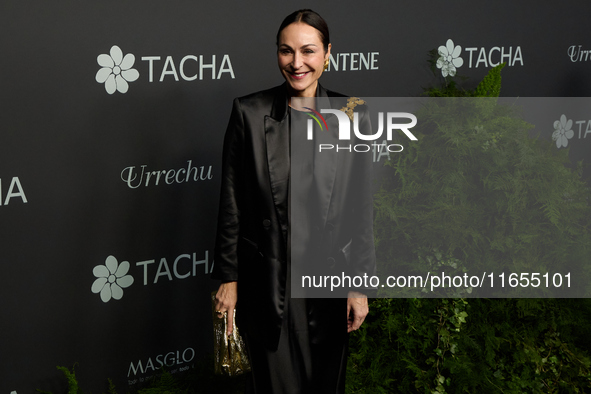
277,22,331,98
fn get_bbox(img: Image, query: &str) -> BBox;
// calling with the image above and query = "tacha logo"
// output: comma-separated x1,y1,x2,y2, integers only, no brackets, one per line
95,45,235,95
96,45,140,94
553,115,574,148
91,251,212,303
436,38,524,77
552,114,591,149
91,255,134,302
437,39,464,77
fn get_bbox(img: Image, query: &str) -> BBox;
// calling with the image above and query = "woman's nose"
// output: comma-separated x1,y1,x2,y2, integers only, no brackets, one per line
292,52,303,69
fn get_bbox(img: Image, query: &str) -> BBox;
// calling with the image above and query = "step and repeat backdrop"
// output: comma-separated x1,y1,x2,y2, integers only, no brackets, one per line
1,1,590,392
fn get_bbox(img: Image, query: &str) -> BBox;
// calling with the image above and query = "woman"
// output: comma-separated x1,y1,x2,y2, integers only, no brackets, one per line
212,9,375,393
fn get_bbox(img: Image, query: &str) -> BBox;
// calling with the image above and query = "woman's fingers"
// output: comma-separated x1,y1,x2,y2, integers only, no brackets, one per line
227,310,234,337
347,292,369,333
215,281,238,336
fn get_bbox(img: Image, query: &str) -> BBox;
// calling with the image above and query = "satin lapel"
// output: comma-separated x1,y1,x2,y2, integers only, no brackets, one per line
313,88,339,227
263,84,340,232
264,88,289,238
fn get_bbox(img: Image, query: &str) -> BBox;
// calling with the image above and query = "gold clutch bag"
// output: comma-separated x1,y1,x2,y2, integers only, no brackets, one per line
211,291,251,376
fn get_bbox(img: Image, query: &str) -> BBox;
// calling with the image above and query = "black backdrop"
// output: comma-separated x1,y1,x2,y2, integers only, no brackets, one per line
1,1,590,392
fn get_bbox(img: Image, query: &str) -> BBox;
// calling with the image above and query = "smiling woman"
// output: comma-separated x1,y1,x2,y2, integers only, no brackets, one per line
211,9,375,394
277,21,331,99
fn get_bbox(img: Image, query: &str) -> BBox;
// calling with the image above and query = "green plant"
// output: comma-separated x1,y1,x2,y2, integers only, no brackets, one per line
346,54,591,393
107,379,118,394
377,63,591,294
36,365,80,394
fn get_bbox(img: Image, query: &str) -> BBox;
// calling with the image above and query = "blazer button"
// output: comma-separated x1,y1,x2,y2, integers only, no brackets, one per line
326,222,335,231
326,257,336,268
262,219,271,227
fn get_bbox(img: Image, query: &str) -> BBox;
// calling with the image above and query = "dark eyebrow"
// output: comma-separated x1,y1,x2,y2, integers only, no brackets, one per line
278,43,318,50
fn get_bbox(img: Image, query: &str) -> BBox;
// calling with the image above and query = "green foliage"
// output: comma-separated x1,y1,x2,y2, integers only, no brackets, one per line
59,365,80,394
347,298,591,393
347,57,591,392
375,62,591,296
107,379,118,394
37,365,81,394
473,63,504,98
424,49,505,98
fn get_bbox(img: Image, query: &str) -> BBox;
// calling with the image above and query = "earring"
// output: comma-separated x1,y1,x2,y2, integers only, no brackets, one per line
323,59,329,71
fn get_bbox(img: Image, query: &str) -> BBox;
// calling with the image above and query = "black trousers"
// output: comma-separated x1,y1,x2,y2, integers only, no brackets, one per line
243,296,349,394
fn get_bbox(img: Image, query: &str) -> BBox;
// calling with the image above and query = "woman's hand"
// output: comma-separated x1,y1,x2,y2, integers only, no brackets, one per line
215,281,238,336
347,291,369,333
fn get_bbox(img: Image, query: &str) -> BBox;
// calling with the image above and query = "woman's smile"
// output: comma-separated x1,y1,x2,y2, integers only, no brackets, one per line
289,71,310,79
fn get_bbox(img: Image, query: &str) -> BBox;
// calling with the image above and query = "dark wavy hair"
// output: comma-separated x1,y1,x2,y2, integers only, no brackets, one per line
276,9,330,52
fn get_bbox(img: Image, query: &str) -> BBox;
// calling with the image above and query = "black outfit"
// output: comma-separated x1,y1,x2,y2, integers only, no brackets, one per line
212,83,375,393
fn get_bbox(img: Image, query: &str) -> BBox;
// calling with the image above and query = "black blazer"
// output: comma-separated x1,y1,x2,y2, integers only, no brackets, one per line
212,83,375,350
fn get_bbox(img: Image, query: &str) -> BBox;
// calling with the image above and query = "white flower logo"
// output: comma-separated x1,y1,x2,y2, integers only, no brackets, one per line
91,255,134,302
552,114,574,148
95,45,139,94
436,39,464,77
